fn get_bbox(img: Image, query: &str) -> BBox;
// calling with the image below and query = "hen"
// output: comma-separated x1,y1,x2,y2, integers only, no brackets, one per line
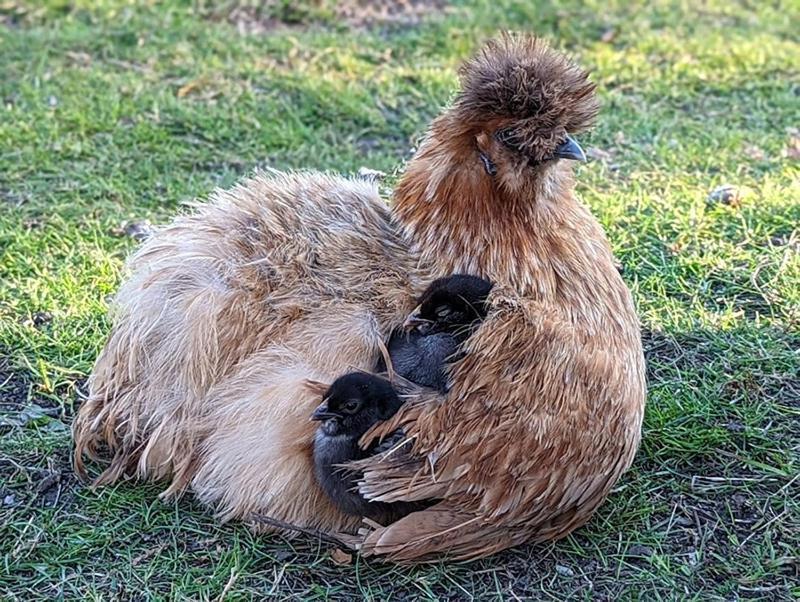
349,34,646,561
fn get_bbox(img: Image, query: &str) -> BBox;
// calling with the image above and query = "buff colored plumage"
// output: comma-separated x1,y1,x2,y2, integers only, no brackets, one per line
351,35,646,561
73,171,420,532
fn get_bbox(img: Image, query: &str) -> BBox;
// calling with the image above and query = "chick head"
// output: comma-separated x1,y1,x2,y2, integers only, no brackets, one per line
404,274,493,336
312,373,401,438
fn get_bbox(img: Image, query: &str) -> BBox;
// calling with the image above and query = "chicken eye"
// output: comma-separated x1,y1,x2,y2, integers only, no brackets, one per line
342,400,360,414
434,305,452,319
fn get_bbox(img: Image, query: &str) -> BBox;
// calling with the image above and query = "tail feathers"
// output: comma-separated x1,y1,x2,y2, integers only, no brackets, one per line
72,389,196,496
73,396,142,486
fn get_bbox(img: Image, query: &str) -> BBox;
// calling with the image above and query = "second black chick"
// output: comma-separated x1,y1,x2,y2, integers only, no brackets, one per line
376,274,493,392
311,372,422,525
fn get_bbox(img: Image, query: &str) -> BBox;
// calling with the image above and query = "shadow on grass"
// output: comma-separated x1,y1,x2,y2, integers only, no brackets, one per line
1,322,797,598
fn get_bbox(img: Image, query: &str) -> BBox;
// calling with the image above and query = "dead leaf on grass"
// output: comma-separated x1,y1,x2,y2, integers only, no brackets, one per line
600,28,617,43
586,146,614,162
743,144,766,161
782,132,800,160
330,547,353,566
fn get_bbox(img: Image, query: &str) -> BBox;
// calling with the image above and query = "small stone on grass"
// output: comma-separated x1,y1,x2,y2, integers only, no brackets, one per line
707,184,742,207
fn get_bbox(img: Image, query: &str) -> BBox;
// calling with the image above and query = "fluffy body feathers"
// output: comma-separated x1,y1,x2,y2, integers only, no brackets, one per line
352,34,645,561
73,172,419,532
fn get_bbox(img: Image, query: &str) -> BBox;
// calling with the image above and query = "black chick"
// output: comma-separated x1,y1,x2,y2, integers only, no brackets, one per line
312,372,420,525
376,274,493,392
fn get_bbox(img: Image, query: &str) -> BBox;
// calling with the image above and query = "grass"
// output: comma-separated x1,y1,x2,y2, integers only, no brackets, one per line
1,0,798,599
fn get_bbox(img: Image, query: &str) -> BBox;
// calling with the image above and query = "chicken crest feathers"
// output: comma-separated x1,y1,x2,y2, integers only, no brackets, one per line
456,33,599,161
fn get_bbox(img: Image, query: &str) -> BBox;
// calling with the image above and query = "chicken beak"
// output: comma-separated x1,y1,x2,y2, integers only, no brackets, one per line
311,402,336,422
403,306,429,332
553,135,586,162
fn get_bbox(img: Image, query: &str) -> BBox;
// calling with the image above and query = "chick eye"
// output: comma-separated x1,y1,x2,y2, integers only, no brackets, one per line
342,400,360,414
434,305,452,319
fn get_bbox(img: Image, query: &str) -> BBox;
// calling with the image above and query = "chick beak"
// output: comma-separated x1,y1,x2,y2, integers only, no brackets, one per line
403,307,430,333
311,401,336,422
553,135,586,162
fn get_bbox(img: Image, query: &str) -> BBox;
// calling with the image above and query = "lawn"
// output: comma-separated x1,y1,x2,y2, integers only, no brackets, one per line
1,0,798,599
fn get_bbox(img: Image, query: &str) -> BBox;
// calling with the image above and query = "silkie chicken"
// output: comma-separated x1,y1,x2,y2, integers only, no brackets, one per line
348,34,646,561
311,372,417,525
72,34,645,562
375,274,493,392
73,172,420,534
